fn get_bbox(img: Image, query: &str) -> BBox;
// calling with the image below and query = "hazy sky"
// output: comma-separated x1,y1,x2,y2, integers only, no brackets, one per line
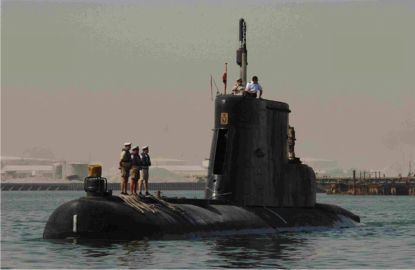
2,0,415,174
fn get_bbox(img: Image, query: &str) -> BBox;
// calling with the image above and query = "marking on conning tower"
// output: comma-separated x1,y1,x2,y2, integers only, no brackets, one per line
73,214,77,233
220,112,228,125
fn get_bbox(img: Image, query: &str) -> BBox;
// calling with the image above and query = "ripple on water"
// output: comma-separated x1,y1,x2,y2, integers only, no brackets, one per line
1,191,415,268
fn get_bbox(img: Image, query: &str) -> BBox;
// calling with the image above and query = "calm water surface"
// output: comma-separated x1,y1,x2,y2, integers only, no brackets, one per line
1,191,415,268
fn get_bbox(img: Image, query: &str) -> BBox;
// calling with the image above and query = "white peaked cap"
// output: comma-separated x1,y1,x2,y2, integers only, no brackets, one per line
142,145,149,150
124,142,132,146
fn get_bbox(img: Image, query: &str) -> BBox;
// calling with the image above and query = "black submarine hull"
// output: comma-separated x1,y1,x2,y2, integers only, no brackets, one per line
43,195,360,240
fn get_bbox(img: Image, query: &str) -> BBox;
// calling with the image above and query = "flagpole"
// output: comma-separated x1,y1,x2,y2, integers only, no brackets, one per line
210,75,213,101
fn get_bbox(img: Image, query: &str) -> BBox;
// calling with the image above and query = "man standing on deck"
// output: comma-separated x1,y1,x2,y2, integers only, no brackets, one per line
139,146,151,196
129,146,142,195
119,142,132,195
244,75,263,98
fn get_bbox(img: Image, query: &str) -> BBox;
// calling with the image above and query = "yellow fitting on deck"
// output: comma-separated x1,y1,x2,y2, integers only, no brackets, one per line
88,164,102,177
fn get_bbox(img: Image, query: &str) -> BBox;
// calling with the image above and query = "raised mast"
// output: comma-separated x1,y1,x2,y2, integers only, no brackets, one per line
237,18,248,86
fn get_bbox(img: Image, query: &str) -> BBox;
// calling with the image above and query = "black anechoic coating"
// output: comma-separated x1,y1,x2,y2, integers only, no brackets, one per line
43,195,359,240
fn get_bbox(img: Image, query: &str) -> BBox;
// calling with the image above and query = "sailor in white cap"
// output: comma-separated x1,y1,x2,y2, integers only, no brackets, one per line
119,142,132,195
139,145,151,196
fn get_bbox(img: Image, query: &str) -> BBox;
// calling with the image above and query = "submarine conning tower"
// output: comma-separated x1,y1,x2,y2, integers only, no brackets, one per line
206,95,316,208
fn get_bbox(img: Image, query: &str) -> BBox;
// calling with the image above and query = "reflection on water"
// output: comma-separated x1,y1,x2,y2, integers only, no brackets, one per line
119,240,153,267
210,235,305,268
42,234,311,268
1,191,415,268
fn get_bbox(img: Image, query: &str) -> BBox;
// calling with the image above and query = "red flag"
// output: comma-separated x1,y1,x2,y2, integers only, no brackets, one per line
222,71,227,84
222,63,228,94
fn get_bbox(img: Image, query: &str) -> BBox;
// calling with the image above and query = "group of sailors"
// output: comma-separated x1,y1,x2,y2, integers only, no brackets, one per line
231,75,263,98
119,142,151,196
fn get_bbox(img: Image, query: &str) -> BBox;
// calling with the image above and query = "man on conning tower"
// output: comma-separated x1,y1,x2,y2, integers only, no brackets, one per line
288,126,296,161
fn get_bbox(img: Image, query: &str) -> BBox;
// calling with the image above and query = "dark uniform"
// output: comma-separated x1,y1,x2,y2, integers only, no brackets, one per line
288,126,296,160
139,147,152,195
140,151,151,181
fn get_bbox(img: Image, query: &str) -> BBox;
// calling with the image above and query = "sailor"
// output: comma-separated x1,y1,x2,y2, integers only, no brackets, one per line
129,146,142,195
244,75,263,98
139,145,152,196
231,78,245,95
119,142,132,195
288,126,296,160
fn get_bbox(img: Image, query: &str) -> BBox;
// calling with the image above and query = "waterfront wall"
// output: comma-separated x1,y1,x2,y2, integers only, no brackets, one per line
317,177,415,195
3,177,414,195
1,182,205,191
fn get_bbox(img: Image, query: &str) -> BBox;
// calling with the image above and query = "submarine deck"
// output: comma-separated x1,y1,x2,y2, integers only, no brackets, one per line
117,194,360,224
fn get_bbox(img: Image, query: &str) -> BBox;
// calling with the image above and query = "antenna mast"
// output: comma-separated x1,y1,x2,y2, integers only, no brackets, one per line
236,18,247,86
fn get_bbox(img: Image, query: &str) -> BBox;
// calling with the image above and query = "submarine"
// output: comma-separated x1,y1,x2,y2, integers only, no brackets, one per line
43,19,360,240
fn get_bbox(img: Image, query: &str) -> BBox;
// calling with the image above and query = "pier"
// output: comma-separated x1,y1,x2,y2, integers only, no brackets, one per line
317,175,415,195
3,177,415,195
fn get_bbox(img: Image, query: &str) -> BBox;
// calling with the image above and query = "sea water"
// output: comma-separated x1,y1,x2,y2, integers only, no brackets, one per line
1,191,415,268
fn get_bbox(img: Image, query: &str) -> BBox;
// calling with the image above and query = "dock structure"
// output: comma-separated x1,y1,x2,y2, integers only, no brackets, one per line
317,176,415,195
3,177,415,195
3,177,414,195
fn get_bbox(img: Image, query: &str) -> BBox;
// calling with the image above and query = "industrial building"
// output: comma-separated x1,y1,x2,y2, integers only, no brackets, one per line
1,156,88,181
